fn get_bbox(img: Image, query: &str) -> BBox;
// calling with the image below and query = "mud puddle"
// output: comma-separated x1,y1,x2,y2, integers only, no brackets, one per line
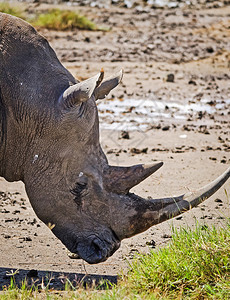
97,97,230,130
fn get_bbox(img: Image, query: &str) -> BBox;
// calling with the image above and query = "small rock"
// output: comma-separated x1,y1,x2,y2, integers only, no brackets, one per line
130,147,148,154
214,198,223,203
206,46,214,53
166,73,174,82
146,240,156,248
130,248,139,253
84,37,90,43
221,159,226,164
23,236,32,242
120,131,130,139
162,234,172,239
198,111,204,119
141,148,148,154
152,124,161,129
1,209,10,213
3,234,11,239
27,218,37,225
206,146,213,150
188,80,197,85
162,125,170,131
183,125,190,131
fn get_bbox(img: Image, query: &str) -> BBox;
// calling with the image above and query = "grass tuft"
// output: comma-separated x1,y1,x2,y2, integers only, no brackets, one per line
0,3,100,31
125,221,230,299
0,2,24,19
33,9,98,31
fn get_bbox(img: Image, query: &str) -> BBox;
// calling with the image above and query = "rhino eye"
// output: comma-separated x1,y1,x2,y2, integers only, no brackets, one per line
71,182,87,207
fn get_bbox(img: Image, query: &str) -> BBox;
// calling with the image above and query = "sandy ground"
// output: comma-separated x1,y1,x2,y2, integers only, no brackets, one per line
0,0,230,289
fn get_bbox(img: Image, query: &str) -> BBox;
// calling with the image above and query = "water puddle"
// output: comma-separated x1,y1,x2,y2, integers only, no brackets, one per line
147,0,181,8
97,98,230,131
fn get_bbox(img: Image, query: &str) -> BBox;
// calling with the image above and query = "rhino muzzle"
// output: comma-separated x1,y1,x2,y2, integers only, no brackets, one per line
76,232,120,264
52,223,121,264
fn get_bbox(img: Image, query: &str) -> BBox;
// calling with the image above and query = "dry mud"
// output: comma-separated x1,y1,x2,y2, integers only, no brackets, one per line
0,0,230,289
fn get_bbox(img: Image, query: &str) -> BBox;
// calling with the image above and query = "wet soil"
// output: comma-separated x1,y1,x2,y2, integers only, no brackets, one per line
0,0,229,290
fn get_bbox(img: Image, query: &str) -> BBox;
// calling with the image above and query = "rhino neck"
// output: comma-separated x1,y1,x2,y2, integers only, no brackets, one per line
0,90,50,182
1,119,27,182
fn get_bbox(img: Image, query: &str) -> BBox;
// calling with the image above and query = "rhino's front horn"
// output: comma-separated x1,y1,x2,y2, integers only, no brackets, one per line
113,167,230,240
59,71,104,109
150,166,230,224
104,162,163,194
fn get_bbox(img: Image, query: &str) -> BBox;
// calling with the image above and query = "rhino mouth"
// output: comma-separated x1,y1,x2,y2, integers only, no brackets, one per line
75,231,120,264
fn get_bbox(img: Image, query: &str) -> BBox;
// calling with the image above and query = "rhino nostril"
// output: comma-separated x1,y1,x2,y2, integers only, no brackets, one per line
92,239,101,252
92,238,107,258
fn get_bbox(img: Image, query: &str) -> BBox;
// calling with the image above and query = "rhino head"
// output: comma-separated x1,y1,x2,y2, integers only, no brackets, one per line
23,69,229,264
0,13,229,264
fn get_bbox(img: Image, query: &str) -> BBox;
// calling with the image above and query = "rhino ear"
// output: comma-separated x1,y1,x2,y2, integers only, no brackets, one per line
94,70,123,100
59,71,104,109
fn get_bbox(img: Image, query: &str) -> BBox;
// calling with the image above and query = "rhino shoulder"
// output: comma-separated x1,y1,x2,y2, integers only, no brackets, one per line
0,12,76,107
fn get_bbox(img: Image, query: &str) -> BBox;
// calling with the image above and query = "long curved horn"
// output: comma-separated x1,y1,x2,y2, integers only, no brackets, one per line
153,166,230,224
104,162,163,194
112,167,230,239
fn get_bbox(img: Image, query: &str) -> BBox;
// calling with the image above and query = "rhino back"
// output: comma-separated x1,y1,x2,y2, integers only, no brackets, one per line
0,13,76,110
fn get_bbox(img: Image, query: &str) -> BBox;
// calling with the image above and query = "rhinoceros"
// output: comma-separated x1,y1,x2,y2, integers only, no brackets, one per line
0,13,229,264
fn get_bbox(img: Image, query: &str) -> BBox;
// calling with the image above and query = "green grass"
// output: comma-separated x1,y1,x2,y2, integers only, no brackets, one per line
1,220,230,299
0,2,24,19
0,3,99,31
126,222,230,299
33,9,98,31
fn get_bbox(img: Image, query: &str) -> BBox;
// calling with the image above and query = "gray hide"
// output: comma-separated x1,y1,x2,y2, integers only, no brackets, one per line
0,13,229,264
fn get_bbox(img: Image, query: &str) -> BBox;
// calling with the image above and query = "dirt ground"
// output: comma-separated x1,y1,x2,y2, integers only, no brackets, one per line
0,0,229,289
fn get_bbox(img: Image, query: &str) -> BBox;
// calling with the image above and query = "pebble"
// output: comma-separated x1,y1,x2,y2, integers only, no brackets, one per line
166,73,175,82
214,198,223,203
120,131,130,139
162,125,170,131
146,240,156,248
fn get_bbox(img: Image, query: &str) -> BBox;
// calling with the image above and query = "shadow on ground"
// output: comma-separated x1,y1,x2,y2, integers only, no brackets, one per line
0,267,117,290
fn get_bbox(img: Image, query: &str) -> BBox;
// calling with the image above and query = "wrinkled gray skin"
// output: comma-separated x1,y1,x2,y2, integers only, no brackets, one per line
0,13,229,264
